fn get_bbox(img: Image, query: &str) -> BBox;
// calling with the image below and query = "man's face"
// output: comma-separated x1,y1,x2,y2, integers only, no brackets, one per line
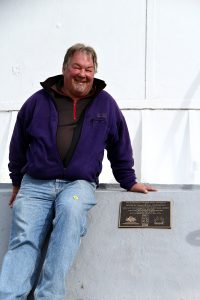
63,51,95,99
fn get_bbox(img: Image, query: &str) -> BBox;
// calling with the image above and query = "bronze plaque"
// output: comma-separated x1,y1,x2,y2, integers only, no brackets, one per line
118,201,171,229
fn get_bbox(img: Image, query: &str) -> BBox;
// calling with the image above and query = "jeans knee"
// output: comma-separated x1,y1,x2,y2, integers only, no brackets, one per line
57,197,84,217
54,202,87,235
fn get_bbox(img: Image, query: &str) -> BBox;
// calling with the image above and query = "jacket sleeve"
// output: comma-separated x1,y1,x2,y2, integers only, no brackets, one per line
106,103,137,190
8,97,35,187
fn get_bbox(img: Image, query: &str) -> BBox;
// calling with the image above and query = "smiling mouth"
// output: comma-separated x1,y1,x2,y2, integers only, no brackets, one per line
73,79,89,88
74,79,87,84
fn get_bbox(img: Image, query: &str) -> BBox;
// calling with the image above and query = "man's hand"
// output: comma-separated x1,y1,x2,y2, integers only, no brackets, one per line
9,186,20,208
130,182,157,194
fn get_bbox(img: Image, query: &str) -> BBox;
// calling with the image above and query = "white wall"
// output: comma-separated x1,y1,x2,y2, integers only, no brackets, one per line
0,0,200,184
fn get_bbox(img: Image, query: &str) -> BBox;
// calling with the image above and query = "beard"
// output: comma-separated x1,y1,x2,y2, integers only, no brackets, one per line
71,78,93,96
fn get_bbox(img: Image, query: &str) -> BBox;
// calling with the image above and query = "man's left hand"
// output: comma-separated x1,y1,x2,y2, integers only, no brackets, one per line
130,182,157,194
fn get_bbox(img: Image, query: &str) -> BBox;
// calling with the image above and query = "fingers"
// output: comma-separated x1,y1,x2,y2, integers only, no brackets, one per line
9,186,20,208
145,185,157,192
9,198,15,208
130,183,157,194
9,194,17,208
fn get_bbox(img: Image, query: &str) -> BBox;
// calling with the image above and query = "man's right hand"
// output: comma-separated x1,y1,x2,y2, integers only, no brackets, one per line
9,186,20,208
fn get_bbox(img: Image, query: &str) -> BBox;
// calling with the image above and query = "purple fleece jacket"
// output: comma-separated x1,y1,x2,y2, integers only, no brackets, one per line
8,86,136,190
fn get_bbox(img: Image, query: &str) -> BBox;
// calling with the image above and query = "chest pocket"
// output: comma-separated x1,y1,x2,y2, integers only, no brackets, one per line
91,113,107,123
90,113,108,141
91,113,107,127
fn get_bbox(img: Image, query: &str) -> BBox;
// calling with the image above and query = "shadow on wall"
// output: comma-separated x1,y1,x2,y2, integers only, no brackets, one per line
186,229,200,247
131,112,142,181
184,70,200,101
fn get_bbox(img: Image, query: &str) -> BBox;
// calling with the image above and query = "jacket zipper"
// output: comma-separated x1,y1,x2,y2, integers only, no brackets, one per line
73,101,77,121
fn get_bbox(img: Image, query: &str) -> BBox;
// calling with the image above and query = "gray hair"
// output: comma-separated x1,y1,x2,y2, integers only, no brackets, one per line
62,43,98,73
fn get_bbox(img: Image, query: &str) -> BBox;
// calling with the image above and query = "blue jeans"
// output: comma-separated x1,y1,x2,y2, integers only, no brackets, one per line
0,175,96,299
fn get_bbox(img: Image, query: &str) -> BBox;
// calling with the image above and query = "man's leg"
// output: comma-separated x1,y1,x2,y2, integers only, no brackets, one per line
0,175,55,300
35,180,96,300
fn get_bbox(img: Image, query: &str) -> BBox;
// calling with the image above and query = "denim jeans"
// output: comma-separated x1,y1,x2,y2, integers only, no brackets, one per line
0,175,96,300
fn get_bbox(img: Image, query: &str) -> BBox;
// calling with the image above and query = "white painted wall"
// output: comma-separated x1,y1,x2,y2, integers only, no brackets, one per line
0,0,200,184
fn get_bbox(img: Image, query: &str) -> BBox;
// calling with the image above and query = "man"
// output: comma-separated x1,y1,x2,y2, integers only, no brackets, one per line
0,43,156,299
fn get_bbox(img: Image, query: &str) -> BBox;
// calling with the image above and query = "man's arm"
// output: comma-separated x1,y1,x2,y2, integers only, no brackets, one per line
106,101,157,193
8,93,37,188
8,97,34,205
8,108,29,187
8,111,28,207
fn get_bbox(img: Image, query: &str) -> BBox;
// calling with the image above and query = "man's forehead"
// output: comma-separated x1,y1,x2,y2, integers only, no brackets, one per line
70,52,94,65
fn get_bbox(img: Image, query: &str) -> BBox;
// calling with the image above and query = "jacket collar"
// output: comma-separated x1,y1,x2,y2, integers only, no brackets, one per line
40,75,106,97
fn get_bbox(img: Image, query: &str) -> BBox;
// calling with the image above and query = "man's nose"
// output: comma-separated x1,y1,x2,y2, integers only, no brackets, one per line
79,68,86,77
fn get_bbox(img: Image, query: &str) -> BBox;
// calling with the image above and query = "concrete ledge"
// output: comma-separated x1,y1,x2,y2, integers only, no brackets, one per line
1,184,200,300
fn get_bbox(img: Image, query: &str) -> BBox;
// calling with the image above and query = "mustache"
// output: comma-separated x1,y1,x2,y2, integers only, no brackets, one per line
74,76,89,83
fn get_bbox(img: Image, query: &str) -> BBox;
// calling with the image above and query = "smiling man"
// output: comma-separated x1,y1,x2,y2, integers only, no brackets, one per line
0,43,156,300
62,50,95,99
